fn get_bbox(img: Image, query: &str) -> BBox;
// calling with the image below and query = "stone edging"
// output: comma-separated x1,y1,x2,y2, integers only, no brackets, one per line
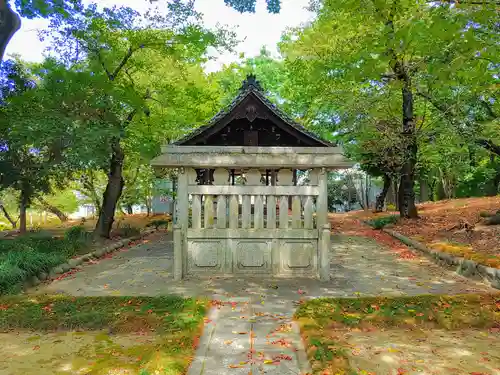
382,228,500,290
25,228,157,289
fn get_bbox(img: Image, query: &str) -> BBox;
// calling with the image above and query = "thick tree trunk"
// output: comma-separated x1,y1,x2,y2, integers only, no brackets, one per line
37,197,68,222
419,178,430,203
375,174,391,212
399,80,418,218
0,203,17,228
436,180,446,200
94,139,125,238
489,164,500,196
0,1,21,63
19,186,29,234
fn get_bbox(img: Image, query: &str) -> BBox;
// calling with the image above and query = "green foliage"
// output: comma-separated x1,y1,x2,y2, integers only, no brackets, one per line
146,219,170,230
367,215,398,229
479,211,494,218
13,0,83,19
486,215,500,226
0,249,65,294
223,0,281,13
64,225,92,249
0,227,93,294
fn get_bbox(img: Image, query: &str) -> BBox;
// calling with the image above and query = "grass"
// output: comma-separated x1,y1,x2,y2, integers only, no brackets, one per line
295,294,500,374
0,295,207,375
366,214,399,229
429,241,500,268
0,227,93,295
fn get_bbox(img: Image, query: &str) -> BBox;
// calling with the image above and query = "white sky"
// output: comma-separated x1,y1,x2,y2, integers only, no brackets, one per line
4,0,314,72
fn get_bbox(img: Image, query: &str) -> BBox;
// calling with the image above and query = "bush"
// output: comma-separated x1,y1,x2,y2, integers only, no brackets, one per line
368,215,399,229
486,214,500,226
386,204,397,211
146,219,170,230
0,250,65,294
117,224,141,238
479,211,494,218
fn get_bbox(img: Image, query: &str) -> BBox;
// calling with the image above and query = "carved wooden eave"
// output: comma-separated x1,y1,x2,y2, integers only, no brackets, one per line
151,75,354,170
174,74,333,147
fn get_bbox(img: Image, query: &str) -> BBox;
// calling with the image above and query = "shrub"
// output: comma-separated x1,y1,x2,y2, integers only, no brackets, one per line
0,250,65,294
367,215,399,229
64,225,90,242
386,204,397,211
486,214,500,226
479,211,493,218
117,224,141,238
146,219,170,230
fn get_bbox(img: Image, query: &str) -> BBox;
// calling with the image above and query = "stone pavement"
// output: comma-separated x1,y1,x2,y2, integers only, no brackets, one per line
30,232,495,375
34,233,492,298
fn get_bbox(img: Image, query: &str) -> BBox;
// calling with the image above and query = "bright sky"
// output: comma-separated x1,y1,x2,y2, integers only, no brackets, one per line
4,0,314,72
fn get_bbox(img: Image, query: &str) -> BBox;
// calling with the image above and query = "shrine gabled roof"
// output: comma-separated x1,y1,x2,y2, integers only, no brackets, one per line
174,75,334,147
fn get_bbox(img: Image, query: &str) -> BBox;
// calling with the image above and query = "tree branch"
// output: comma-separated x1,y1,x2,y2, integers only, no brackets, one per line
476,139,500,156
109,47,136,81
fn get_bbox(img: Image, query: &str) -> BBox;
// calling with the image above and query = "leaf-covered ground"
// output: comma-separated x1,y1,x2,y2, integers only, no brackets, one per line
330,197,500,268
0,295,206,375
296,294,500,374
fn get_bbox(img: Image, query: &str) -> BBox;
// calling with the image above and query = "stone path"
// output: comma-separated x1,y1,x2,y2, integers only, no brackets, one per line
35,233,492,298
30,232,495,375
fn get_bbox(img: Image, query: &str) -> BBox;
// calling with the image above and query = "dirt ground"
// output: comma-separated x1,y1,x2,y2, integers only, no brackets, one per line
0,331,158,375
0,213,171,238
330,196,500,266
344,328,500,375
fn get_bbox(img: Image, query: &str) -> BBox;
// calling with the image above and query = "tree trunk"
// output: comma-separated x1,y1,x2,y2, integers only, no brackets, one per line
375,174,391,212
399,79,418,218
364,173,370,211
19,185,29,234
126,204,133,215
489,168,500,196
37,197,68,222
94,139,125,238
0,0,21,63
419,178,430,203
0,203,17,228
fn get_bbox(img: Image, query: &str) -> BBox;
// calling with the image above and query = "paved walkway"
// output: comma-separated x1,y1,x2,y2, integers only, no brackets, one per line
31,232,494,375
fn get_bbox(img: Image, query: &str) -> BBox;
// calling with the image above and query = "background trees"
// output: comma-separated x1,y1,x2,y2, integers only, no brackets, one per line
0,0,498,233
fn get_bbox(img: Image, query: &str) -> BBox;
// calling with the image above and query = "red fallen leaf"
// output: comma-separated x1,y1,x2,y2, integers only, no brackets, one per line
33,345,40,350
0,304,8,311
416,313,424,317
397,368,407,375
470,372,487,375
147,309,153,314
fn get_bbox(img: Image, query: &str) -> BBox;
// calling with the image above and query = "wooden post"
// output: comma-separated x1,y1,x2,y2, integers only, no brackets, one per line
319,223,331,281
173,224,183,280
317,168,328,228
176,167,190,280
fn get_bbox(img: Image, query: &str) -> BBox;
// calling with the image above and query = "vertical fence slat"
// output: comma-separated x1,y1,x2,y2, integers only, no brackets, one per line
254,195,264,229
192,194,201,229
279,195,288,229
229,195,239,229
242,195,251,229
303,196,314,229
266,195,276,229
292,195,302,229
216,195,227,229
204,195,214,229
